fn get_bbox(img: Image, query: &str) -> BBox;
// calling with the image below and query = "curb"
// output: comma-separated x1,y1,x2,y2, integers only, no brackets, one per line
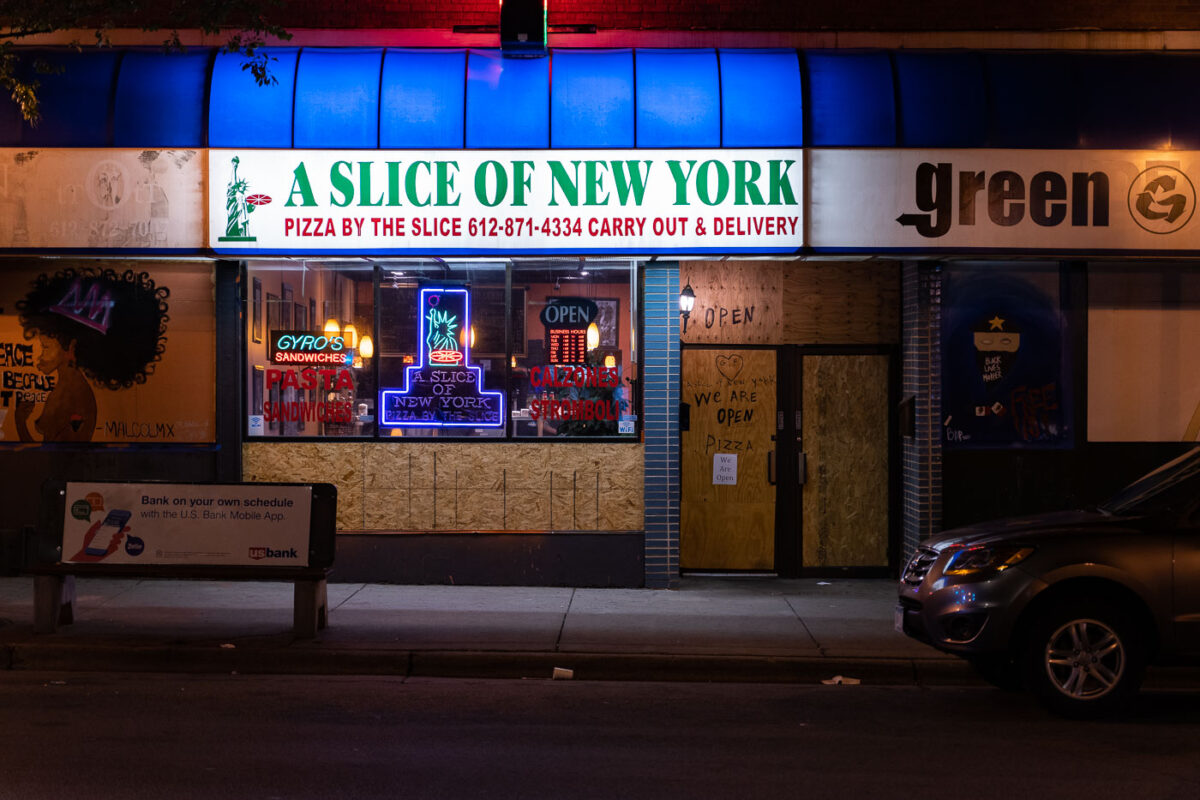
4,640,982,685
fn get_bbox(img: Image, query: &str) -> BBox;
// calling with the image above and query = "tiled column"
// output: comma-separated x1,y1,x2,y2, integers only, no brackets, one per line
642,264,680,588
901,262,943,562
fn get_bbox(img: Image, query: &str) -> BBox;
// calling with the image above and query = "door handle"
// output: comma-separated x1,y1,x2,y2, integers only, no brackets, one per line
798,453,806,485
768,450,777,485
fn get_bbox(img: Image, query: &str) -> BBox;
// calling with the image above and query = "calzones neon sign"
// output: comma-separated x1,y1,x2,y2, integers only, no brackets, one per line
379,287,505,428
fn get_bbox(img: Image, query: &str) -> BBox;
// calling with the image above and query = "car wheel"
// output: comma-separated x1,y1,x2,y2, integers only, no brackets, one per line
965,655,1021,691
1022,599,1144,718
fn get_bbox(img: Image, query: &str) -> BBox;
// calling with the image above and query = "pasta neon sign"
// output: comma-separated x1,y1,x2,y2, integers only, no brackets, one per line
379,287,505,428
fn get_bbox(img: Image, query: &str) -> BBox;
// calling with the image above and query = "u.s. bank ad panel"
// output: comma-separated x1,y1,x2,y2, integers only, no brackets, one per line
61,482,312,566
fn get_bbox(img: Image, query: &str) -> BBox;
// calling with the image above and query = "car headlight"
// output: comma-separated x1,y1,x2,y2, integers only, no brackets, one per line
943,544,1033,578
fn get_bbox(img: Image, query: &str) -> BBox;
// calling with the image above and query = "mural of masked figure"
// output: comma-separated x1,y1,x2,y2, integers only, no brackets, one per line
941,267,1069,448
974,314,1021,386
14,267,169,442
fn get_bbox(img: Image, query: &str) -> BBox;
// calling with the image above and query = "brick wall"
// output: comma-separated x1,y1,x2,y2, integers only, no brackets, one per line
901,262,942,563
279,1,1200,31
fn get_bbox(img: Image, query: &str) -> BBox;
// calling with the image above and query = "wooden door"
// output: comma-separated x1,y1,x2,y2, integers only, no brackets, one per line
680,348,778,570
799,354,890,568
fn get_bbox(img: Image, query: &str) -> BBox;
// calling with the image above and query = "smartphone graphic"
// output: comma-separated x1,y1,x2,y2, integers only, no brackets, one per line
85,509,132,557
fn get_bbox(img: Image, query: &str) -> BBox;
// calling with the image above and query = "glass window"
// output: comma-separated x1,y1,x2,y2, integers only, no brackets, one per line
378,261,508,438
245,261,376,438
511,260,637,438
244,258,639,441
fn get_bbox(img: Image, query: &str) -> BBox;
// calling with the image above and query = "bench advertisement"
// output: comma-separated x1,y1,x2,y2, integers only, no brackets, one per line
62,482,312,566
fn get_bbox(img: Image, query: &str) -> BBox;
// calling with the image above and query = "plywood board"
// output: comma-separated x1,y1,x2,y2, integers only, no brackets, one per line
243,441,365,531
248,441,644,533
679,261,783,345
801,355,889,567
783,262,901,345
680,348,777,570
677,261,900,347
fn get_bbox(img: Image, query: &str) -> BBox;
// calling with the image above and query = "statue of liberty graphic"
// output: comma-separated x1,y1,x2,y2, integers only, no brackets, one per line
218,156,270,242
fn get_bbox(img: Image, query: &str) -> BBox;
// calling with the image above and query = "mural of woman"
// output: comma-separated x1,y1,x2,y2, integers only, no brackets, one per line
14,267,169,442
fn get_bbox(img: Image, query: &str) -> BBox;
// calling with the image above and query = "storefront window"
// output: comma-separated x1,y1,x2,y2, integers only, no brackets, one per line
244,259,639,440
245,261,376,438
378,262,508,438
511,261,636,438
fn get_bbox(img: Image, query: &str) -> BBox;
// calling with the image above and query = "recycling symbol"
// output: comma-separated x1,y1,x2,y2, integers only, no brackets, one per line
1128,165,1196,234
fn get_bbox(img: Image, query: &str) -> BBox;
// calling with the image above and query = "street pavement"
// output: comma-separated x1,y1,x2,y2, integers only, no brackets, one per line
0,574,1191,688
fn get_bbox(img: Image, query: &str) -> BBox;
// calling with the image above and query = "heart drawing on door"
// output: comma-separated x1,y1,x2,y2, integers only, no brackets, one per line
715,354,744,382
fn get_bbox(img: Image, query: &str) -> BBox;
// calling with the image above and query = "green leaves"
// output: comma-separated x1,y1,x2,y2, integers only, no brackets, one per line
0,0,292,122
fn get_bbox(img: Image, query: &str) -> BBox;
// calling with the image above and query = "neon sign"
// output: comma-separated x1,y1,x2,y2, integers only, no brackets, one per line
379,287,505,428
269,331,351,365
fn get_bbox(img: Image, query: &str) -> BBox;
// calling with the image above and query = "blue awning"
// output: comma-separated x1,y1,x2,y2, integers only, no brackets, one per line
1074,53,1200,149
635,49,721,147
381,49,466,148
720,50,803,147
894,52,987,147
294,48,383,148
210,47,299,148
13,45,1200,150
466,50,550,148
0,50,121,146
984,53,1079,149
805,51,895,147
115,50,212,147
551,49,634,148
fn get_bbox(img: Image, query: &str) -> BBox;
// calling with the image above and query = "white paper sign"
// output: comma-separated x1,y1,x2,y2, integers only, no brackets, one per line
209,148,802,253
62,482,312,566
713,453,738,485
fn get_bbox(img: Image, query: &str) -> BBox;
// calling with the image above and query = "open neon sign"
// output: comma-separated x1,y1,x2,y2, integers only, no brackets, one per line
379,287,505,428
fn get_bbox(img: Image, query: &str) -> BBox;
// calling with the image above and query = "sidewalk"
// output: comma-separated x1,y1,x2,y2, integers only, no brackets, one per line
0,574,983,684
4,574,1192,689
3,574,1195,688
13,570,1187,696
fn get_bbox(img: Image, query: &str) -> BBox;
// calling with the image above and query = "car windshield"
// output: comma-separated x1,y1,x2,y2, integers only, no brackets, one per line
1099,447,1200,515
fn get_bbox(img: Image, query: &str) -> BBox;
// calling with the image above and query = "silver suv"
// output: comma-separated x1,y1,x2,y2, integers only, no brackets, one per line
897,447,1200,716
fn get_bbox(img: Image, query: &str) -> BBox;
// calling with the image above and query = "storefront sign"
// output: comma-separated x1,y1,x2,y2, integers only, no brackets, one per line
209,149,803,253
61,481,312,566
268,330,351,365
0,148,204,249
262,368,356,424
810,149,1200,252
541,297,597,364
380,287,504,427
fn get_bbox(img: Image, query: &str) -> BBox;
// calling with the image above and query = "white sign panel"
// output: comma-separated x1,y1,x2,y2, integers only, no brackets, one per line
713,453,738,485
0,148,204,249
62,482,312,566
209,149,802,253
810,149,1200,252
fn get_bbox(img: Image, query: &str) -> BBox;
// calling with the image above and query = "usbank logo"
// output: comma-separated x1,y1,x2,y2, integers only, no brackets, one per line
1128,165,1195,235
249,546,299,560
